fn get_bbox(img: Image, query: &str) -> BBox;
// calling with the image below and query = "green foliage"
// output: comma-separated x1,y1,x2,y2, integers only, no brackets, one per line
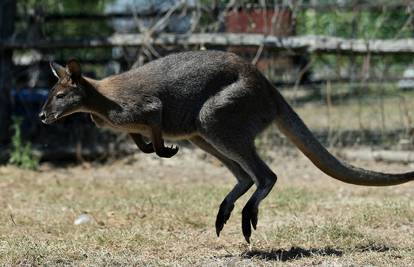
9,117,39,170
16,0,115,62
296,4,412,39
295,4,414,78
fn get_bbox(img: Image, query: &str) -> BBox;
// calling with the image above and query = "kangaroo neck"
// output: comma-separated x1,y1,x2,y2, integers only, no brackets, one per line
81,77,121,118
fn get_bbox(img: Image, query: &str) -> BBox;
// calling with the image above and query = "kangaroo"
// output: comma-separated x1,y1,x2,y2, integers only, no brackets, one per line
39,50,414,243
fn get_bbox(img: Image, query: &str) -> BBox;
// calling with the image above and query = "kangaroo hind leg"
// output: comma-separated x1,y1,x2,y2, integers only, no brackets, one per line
201,136,277,243
190,136,254,237
240,152,277,243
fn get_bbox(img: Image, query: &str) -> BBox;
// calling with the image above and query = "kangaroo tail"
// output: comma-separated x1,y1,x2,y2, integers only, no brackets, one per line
274,91,414,186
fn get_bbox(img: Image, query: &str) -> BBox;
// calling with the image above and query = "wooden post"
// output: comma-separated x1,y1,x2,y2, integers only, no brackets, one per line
0,0,16,143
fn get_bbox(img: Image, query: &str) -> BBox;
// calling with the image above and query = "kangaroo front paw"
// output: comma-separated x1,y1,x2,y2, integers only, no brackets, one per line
241,203,258,243
215,199,235,237
140,143,155,153
156,145,179,158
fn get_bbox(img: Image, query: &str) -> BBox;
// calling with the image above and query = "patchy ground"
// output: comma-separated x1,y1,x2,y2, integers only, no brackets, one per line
0,146,414,266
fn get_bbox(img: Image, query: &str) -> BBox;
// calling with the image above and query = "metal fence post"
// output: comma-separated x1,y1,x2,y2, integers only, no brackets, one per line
0,0,16,143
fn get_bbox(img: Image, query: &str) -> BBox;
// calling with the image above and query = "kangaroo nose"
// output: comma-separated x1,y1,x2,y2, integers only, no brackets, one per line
39,111,46,121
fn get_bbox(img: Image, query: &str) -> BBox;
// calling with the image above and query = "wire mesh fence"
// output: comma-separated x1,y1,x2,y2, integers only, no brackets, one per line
2,0,414,160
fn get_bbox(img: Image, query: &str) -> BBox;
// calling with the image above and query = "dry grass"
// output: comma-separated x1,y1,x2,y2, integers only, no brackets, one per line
1,146,414,266
289,87,414,132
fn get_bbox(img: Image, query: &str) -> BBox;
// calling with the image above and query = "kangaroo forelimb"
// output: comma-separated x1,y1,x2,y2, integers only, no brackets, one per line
129,133,155,154
150,126,179,158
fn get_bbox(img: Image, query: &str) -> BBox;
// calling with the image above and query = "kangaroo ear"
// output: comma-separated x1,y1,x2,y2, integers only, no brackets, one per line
50,62,66,79
66,59,82,83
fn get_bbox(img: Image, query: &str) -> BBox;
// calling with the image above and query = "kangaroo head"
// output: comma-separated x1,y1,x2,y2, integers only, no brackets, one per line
39,59,87,124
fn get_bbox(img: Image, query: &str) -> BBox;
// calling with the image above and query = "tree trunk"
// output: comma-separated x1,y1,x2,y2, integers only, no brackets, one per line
0,0,16,143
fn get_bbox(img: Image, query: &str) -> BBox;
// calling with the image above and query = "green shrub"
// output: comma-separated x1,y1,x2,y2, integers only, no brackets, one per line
9,117,39,170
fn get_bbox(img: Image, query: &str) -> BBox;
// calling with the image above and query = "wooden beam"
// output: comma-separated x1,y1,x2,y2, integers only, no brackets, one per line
18,11,176,21
14,2,412,22
3,33,414,55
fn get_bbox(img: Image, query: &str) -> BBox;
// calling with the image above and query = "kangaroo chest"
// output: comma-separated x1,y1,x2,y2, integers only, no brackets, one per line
90,114,151,135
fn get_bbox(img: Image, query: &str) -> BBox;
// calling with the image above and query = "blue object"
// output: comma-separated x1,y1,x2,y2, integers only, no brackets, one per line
11,88,49,131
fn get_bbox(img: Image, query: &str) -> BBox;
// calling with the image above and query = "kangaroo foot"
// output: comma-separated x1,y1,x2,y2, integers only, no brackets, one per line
241,202,258,243
215,199,235,237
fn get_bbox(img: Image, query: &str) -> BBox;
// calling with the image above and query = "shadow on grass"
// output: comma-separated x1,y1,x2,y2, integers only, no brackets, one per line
355,244,391,253
241,243,393,262
242,247,342,262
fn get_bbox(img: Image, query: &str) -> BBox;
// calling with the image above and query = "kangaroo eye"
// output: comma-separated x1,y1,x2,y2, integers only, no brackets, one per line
56,93,66,99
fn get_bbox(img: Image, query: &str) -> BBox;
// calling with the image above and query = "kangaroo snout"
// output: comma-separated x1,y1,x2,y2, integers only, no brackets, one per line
38,110,59,124
38,110,52,124
38,111,46,122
